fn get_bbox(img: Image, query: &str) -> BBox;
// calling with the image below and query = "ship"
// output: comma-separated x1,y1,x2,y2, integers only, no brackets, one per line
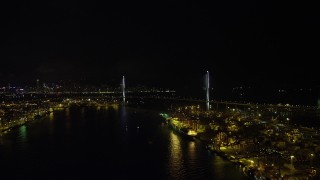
160,113,198,138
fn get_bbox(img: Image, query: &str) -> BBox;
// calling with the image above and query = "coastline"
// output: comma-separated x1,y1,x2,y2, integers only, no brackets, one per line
176,128,254,178
158,104,320,180
160,113,254,179
0,110,49,135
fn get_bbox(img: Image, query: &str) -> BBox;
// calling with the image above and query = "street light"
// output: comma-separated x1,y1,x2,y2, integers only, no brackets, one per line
310,153,314,167
250,160,254,167
290,155,295,166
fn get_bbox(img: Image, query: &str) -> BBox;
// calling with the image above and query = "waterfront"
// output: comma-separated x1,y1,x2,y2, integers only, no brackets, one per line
159,102,320,179
0,105,248,179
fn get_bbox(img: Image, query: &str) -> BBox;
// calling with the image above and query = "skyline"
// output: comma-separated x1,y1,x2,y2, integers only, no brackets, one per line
1,74,319,106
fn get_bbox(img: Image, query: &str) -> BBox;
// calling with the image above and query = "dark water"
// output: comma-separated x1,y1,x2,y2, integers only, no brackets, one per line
0,106,248,180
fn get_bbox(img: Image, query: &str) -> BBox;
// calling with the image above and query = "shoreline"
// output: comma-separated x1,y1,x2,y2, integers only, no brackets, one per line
159,105,320,179
1,103,119,136
161,113,258,179
0,111,49,135
161,115,253,178
194,135,253,178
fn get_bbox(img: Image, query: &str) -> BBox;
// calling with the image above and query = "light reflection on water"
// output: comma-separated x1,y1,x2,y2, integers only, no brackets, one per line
65,108,71,130
120,105,128,128
49,112,54,120
167,132,209,179
17,125,28,154
65,108,70,118
168,131,184,179
188,141,197,166
18,125,27,143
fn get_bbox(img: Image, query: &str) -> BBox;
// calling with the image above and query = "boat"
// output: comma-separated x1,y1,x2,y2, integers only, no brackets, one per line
160,113,198,138
168,120,197,138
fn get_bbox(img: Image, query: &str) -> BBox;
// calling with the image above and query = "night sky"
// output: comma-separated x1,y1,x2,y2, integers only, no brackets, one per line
1,1,319,90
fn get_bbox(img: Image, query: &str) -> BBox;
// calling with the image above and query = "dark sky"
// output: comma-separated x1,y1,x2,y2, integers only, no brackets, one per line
1,1,319,90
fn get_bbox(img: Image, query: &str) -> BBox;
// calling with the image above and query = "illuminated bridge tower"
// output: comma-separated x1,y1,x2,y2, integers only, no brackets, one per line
121,76,126,104
205,71,210,111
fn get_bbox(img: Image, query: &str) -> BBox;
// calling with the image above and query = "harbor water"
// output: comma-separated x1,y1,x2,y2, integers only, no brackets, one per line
0,106,248,179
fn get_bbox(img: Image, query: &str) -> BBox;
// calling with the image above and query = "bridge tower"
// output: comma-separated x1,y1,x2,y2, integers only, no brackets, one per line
121,76,126,104
205,71,210,111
